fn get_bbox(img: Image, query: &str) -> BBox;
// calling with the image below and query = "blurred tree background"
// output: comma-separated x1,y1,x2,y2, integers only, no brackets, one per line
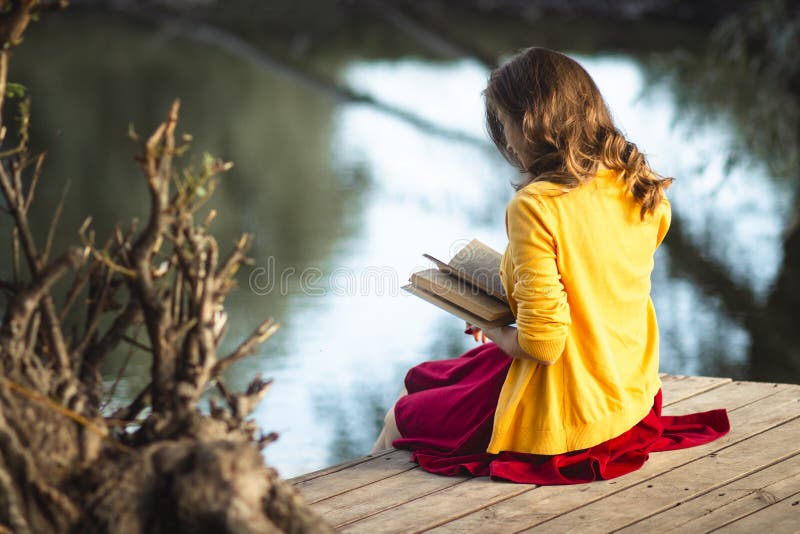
2,0,798,473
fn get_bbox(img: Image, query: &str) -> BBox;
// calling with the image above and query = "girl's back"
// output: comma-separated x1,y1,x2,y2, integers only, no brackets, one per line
492,166,671,455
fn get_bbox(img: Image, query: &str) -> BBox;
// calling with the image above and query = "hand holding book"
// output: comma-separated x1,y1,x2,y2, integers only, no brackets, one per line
465,321,488,343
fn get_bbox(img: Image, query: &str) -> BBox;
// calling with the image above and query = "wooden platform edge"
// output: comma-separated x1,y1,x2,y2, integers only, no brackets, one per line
288,449,393,485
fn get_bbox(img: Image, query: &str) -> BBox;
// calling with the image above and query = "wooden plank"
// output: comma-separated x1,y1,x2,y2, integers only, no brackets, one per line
341,478,533,534
425,381,796,533
717,490,800,533
289,450,393,485
617,453,800,532
517,414,800,532
660,374,732,405
295,450,415,504
314,468,467,528
662,379,784,415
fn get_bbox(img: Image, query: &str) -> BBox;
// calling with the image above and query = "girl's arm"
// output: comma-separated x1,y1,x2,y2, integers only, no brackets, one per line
481,324,556,365
503,192,570,364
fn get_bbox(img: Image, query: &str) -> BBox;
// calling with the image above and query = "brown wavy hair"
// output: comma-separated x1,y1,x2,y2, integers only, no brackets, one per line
483,47,672,218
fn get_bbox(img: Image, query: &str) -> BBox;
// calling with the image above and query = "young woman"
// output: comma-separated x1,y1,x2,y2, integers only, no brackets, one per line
372,47,730,484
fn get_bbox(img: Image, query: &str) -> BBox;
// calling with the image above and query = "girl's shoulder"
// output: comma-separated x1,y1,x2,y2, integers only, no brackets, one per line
504,185,557,235
516,179,567,198
506,178,578,228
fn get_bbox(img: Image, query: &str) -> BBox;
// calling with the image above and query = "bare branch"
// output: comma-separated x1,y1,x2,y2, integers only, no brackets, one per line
23,152,44,212
71,267,113,359
217,232,252,283
0,0,67,48
11,226,20,283
2,247,84,337
230,374,273,421
171,267,183,325
78,300,142,396
211,318,280,378
0,50,7,144
120,334,152,353
79,224,137,278
57,260,96,322
109,383,151,424
129,100,182,414
41,178,70,265
30,1,69,14
257,431,279,450
24,308,40,359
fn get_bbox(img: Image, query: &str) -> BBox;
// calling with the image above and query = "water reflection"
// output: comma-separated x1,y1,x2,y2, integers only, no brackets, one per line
5,11,797,478
313,315,469,466
642,0,800,382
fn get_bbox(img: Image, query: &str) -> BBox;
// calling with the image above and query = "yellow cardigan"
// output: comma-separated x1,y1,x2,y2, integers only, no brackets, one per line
488,167,671,455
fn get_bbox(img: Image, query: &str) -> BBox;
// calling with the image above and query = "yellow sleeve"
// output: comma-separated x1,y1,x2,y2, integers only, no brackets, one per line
656,197,671,249
505,192,570,363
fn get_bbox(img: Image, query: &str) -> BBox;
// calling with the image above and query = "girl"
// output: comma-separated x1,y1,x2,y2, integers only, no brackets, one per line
372,47,730,484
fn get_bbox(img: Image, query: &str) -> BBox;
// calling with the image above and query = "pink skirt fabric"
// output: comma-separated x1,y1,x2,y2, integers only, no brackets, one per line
392,341,730,485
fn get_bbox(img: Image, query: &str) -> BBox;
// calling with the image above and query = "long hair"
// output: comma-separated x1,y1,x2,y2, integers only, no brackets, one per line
483,47,672,218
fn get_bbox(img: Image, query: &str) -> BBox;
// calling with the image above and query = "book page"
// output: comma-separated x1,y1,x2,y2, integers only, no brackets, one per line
421,253,452,274
447,239,508,303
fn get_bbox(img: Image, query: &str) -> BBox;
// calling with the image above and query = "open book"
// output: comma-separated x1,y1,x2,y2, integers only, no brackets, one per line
402,239,515,330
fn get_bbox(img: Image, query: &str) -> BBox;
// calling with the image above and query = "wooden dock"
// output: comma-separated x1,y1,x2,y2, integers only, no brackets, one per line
291,375,800,532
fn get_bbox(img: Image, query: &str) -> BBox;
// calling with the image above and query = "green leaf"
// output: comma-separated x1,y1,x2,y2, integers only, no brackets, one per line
5,82,27,99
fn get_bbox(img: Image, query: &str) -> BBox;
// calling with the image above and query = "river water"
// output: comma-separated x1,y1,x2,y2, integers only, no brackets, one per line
6,12,795,477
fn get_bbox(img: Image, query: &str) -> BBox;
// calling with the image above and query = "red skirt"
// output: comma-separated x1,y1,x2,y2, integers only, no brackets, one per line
392,341,730,485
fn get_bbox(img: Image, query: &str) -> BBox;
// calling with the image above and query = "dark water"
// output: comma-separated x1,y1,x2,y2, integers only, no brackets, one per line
3,9,797,477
